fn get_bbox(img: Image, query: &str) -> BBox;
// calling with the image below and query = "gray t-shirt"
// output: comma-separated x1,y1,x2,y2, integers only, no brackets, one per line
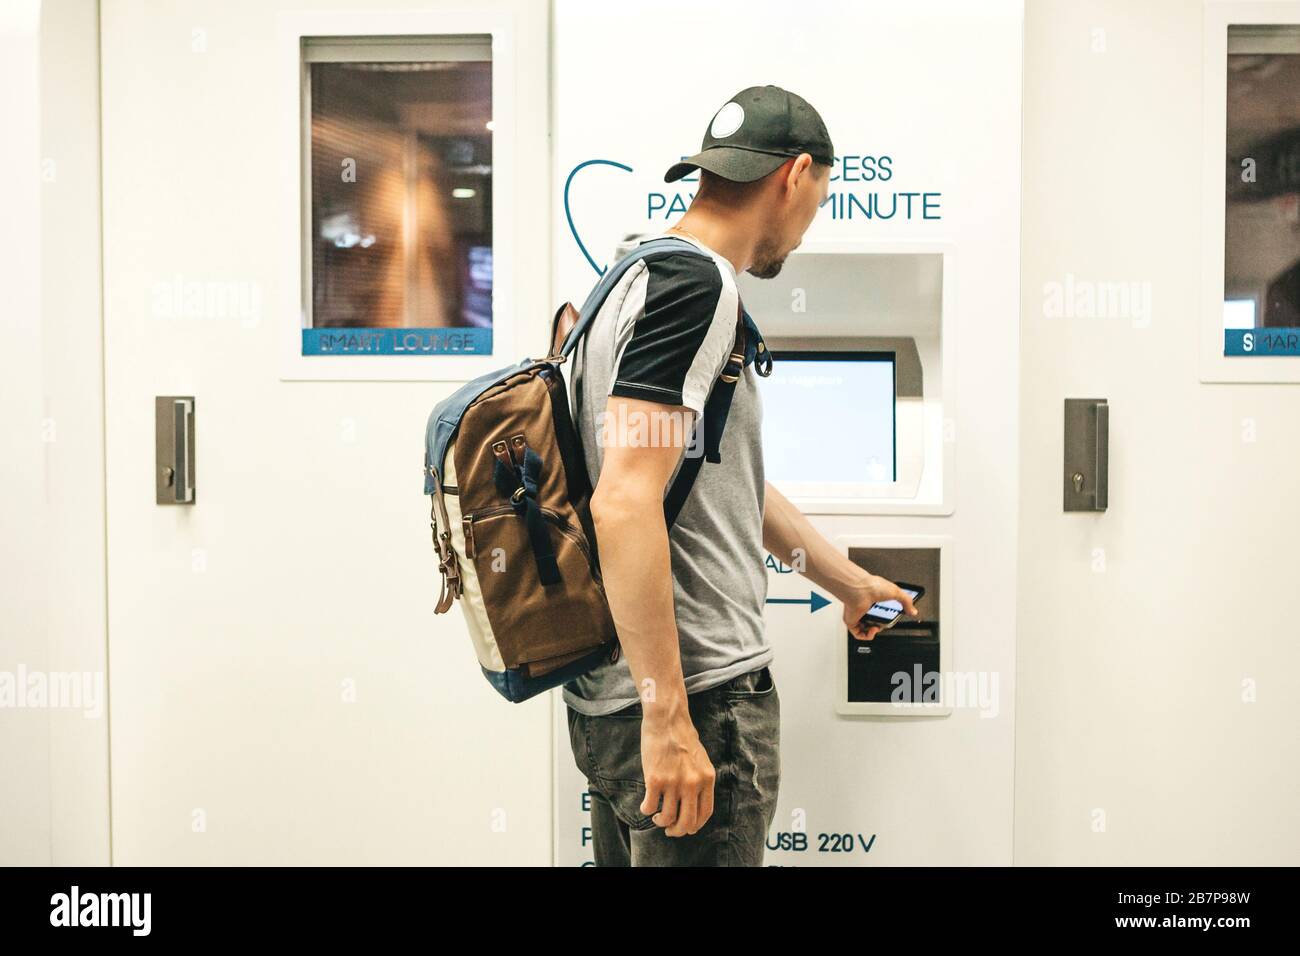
562,234,770,716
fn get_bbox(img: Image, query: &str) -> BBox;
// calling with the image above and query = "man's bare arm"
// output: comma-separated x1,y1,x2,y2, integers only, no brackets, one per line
763,480,917,639
590,396,715,837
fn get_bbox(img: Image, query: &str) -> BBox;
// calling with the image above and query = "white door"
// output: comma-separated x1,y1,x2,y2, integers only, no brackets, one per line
1016,0,1300,863
100,0,553,865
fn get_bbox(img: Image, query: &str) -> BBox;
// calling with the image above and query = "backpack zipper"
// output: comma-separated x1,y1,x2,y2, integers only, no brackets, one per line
462,505,513,563
460,505,600,582
541,507,595,571
462,515,475,559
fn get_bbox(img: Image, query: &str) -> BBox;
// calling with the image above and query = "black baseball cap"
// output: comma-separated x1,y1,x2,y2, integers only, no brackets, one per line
664,85,835,184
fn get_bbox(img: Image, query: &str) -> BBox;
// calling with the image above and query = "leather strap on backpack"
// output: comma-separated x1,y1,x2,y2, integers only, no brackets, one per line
429,470,461,613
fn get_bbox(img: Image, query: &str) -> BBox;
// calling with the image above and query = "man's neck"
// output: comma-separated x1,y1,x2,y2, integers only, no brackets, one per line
668,205,759,276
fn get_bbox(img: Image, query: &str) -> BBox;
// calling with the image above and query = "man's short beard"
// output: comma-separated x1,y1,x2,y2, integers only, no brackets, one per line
747,236,786,279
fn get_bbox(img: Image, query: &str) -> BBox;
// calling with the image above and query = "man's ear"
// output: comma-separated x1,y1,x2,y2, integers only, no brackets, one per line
778,155,806,196
789,153,816,188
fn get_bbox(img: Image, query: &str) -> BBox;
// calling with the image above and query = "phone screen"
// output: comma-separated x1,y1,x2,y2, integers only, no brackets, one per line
867,587,921,623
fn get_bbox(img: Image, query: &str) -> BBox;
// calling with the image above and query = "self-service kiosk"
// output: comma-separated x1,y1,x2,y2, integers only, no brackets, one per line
736,246,954,718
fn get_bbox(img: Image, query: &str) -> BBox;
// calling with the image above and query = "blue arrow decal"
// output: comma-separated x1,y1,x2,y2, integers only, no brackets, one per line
563,158,634,278
766,591,831,613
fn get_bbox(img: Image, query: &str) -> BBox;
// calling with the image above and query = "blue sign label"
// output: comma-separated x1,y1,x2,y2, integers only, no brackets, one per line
1225,328,1300,356
303,327,492,356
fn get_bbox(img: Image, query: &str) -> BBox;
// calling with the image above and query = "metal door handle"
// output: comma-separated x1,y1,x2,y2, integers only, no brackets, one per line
156,396,195,505
1063,398,1107,512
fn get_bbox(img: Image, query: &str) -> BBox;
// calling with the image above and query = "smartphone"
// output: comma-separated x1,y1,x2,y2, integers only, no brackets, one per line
859,582,926,631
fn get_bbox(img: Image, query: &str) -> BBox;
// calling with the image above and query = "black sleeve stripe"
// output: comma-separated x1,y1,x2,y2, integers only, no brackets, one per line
612,252,724,407
610,380,686,407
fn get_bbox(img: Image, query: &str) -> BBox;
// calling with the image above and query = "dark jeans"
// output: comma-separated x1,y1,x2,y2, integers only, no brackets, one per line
566,666,780,867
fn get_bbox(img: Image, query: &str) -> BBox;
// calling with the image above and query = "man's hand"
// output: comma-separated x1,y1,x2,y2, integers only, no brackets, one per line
842,572,920,641
764,482,920,642
639,705,716,837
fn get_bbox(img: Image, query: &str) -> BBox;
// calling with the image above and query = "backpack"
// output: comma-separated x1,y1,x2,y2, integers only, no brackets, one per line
423,236,771,702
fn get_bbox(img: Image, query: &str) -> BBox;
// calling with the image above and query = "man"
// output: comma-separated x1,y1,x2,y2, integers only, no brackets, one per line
564,85,918,867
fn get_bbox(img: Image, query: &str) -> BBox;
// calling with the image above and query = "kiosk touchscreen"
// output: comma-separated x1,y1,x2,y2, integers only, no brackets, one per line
738,247,946,509
761,351,896,486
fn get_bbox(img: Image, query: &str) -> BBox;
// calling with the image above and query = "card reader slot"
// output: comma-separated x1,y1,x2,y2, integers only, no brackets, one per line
883,621,937,637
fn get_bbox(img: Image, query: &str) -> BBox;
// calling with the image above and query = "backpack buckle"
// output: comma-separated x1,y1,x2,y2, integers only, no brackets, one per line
719,350,744,384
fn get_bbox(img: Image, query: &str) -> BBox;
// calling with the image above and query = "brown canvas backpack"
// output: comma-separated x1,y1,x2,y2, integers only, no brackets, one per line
423,237,768,702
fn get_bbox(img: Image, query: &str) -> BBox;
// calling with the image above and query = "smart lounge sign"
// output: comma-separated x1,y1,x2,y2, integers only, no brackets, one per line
1224,328,1300,356
302,326,492,356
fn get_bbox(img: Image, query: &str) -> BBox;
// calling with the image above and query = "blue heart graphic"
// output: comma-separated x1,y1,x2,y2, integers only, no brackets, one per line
563,159,633,277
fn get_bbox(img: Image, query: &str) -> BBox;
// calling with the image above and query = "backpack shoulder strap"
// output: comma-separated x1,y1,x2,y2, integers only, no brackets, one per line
559,237,705,358
662,304,770,528
561,236,770,530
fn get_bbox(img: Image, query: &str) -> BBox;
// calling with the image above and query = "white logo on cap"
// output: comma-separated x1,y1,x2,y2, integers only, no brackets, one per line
710,102,744,139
